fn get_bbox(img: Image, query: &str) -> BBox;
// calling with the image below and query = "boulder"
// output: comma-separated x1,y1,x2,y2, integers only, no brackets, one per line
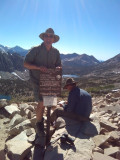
27,133,36,144
100,119,118,131
104,147,120,158
5,104,20,117
25,105,34,112
9,114,24,128
26,128,35,137
5,130,32,160
109,131,120,140
9,119,32,136
19,103,29,110
93,135,111,147
93,152,118,160
93,147,104,154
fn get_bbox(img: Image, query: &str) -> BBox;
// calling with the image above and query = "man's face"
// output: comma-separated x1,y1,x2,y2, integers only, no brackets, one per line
43,34,54,47
66,85,73,91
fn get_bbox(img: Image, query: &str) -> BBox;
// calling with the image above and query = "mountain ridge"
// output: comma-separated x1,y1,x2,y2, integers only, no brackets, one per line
0,44,120,80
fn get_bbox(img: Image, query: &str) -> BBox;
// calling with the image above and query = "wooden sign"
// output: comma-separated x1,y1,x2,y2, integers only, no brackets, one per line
39,68,62,96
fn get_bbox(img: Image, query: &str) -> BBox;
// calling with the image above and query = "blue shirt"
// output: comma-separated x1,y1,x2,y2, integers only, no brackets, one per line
64,87,92,118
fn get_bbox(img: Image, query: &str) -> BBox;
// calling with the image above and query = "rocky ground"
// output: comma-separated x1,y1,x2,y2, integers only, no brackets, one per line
0,89,120,160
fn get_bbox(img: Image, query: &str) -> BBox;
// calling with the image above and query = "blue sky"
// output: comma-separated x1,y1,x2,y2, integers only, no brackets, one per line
0,0,120,60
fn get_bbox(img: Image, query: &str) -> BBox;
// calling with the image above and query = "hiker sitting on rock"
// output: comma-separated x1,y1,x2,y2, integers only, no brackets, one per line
51,78,92,123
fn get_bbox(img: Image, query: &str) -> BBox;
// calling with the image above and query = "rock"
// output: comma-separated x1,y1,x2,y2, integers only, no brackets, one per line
26,128,35,137
109,119,114,123
104,147,120,157
113,117,119,123
0,99,8,108
5,104,20,117
109,131,120,140
25,105,34,112
81,121,100,136
20,108,26,117
93,152,118,160
28,102,38,107
100,141,111,149
99,104,106,108
108,110,113,114
99,111,106,116
116,151,120,159
3,118,10,124
112,90,120,98
27,133,36,143
106,93,112,99
55,117,66,129
100,119,118,131
5,130,32,160
25,109,32,119
0,146,5,160
44,118,95,160
93,135,110,147
19,103,29,110
0,114,5,119
100,128,108,134
9,119,32,136
9,114,24,128
93,147,104,154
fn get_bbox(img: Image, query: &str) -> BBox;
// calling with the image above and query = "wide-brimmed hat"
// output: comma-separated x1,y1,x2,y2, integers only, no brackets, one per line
39,28,60,43
63,78,77,89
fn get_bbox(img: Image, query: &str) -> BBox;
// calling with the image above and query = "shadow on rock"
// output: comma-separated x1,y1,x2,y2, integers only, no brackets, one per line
64,117,99,139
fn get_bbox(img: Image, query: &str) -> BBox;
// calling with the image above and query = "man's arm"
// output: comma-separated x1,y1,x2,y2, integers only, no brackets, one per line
64,93,77,112
24,62,47,72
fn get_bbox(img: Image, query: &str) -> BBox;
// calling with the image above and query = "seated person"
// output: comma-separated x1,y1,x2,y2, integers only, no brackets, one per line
51,78,92,123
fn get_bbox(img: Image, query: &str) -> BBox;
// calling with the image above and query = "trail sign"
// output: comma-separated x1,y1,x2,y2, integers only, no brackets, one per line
39,68,62,97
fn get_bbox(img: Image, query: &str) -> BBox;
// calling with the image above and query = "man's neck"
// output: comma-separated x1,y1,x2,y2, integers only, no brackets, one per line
46,46,51,51
44,43,52,51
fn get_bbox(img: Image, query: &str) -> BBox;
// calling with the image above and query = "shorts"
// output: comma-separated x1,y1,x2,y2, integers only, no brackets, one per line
32,83,43,102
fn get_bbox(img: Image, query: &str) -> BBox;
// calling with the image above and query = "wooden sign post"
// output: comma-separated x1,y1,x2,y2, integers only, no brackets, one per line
39,68,62,145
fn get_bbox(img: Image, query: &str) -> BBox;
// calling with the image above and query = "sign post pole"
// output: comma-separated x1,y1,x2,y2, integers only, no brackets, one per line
46,106,51,145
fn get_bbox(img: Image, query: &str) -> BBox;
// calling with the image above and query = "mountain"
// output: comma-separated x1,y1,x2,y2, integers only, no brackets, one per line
0,45,10,52
60,53,79,60
0,51,25,72
8,46,28,56
89,53,120,76
61,53,100,67
0,44,28,56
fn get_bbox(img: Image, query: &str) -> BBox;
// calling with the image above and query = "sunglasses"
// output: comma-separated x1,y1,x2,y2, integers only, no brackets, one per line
44,34,54,38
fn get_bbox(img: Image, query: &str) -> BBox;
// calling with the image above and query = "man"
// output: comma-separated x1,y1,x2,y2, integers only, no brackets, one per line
51,78,92,123
24,28,61,146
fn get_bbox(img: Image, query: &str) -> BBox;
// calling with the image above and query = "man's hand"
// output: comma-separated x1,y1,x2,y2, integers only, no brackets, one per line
39,66,47,72
56,66,62,70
